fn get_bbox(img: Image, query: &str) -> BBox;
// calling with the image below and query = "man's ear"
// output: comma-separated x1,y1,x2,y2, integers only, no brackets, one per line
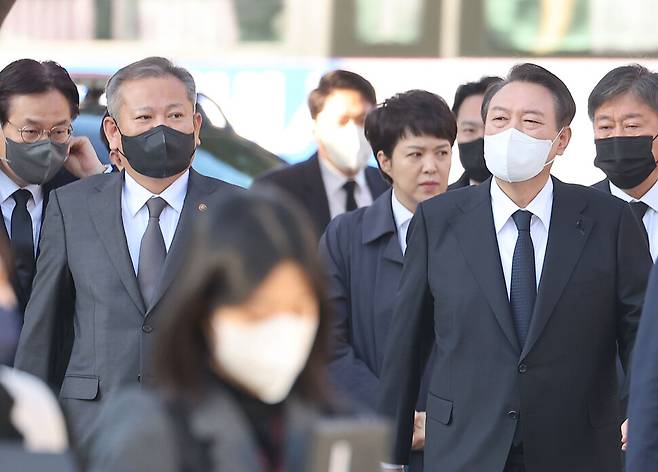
103,116,122,153
555,126,572,156
193,111,203,146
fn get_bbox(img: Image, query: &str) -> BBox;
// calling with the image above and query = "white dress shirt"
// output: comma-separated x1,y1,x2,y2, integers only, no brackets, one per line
609,180,658,262
318,156,373,218
0,170,43,256
391,190,414,255
491,178,553,298
121,170,189,275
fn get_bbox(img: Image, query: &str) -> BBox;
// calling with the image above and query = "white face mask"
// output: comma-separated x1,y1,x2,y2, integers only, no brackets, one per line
484,127,563,183
316,121,372,174
210,312,319,404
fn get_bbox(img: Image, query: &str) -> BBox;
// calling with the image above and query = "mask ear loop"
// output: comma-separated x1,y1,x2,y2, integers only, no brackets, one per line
544,126,566,168
108,116,129,159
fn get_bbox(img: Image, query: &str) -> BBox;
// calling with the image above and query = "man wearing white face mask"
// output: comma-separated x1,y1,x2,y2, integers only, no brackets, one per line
254,70,389,239
377,63,651,472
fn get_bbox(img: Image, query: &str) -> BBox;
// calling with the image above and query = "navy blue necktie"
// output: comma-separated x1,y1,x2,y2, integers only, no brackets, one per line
343,180,357,212
10,189,34,303
629,201,650,251
510,210,536,348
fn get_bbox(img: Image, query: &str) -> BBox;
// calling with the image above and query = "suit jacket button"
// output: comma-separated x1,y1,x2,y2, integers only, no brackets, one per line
518,363,528,373
508,410,519,420
142,324,153,333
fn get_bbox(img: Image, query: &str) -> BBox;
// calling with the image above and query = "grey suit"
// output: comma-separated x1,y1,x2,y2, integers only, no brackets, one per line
88,386,317,472
13,169,237,449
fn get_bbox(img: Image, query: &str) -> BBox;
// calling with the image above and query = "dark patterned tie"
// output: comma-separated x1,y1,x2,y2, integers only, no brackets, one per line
137,197,168,308
10,189,34,303
343,180,357,212
510,210,536,348
629,201,650,251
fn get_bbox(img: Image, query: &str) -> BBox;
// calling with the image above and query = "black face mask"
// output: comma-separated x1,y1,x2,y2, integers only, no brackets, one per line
458,137,490,183
594,135,658,189
116,123,196,178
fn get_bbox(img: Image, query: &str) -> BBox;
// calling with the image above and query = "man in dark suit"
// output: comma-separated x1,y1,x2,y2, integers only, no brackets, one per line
448,76,501,191
627,261,658,472
14,57,237,451
0,59,109,314
320,90,456,471
589,64,658,263
378,63,651,472
254,70,388,238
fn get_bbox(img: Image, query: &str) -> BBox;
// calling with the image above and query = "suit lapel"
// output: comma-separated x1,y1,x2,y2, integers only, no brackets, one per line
521,178,592,359
89,172,146,313
146,170,215,317
451,180,521,352
362,189,403,265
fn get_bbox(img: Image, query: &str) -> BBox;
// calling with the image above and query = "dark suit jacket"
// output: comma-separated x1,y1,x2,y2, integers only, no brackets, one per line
253,153,388,238
627,262,658,472
593,177,611,193
13,169,238,449
377,177,651,471
447,172,470,191
0,168,77,313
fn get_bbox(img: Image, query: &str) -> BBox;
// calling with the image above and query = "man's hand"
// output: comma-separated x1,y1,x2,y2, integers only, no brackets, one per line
621,418,628,451
411,411,426,451
64,136,106,178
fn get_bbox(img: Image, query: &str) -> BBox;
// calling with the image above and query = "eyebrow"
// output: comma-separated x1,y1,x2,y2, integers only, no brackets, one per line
23,118,70,127
595,112,645,121
459,120,483,127
406,143,451,150
490,106,545,116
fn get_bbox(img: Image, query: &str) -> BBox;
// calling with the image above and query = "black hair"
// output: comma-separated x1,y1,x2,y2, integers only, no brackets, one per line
0,59,79,125
364,89,456,184
481,63,576,128
308,70,376,120
452,76,503,116
587,64,658,120
155,188,333,407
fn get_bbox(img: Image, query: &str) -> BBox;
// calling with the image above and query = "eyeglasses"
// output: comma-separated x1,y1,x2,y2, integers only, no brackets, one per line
4,121,72,144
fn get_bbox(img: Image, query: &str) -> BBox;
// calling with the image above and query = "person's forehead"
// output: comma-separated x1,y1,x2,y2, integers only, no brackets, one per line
117,75,192,108
321,88,370,114
7,89,72,122
489,81,556,115
594,92,658,120
457,94,485,119
396,134,452,148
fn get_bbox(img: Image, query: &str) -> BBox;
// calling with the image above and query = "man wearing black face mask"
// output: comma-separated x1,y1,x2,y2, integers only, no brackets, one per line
590,64,658,262
14,57,239,455
448,76,502,190
0,59,109,314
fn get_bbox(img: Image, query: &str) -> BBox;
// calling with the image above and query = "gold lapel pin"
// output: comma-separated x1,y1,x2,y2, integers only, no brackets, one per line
198,203,208,212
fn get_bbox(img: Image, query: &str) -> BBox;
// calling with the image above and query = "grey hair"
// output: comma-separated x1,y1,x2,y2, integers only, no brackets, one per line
588,64,658,120
105,56,196,119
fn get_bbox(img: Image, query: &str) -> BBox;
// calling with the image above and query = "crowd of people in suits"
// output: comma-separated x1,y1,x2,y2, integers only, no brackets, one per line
0,53,658,472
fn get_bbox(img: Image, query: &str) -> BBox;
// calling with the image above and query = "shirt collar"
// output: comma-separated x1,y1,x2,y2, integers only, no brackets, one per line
123,170,190,217
317,154,368,195
391,189,414,233
610,179,658,212
490,177,553,234
0,168,43,205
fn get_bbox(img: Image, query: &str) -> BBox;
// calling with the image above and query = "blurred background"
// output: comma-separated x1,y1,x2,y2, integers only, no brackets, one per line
0,0,657,185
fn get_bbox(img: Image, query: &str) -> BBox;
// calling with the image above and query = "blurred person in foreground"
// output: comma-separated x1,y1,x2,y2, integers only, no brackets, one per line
448,76,502,190
89,189,338,471
377,63,650,471
0,234,68,453
254,70,388,238
13,56,238,454
320,89,456,471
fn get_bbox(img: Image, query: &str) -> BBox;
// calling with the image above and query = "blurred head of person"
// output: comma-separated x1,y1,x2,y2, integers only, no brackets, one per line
365,89,456,212
99,109,124,171
103,57,202,194
0,235,18,366
0,59,79,187
481,63,574,186
452,76,502,183
309,70,377,178
155,189,332,407
588,64,658,198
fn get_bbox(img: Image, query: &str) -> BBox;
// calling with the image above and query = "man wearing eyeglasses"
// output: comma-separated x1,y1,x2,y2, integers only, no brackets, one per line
0,59,107,316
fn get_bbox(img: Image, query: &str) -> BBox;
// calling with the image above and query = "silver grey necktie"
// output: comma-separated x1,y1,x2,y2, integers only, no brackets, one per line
137,197,168,308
